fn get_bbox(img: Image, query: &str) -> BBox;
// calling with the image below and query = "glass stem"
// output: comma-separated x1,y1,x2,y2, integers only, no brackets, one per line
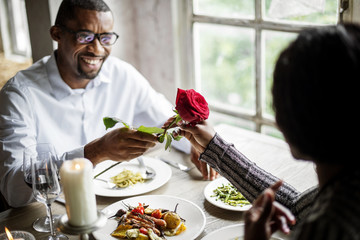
46,203,56,236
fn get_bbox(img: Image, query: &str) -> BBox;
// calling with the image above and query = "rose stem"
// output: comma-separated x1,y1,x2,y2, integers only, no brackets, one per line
93,162,121,179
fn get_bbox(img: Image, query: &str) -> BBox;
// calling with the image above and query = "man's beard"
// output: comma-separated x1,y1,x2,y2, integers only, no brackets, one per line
77,63,102,79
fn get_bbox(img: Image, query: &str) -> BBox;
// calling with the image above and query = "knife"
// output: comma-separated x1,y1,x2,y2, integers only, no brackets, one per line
159,158,193,172
55,197,66,205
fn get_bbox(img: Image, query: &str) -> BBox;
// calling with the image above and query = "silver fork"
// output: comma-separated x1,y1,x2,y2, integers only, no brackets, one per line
159,158,194,172
137,157,156,180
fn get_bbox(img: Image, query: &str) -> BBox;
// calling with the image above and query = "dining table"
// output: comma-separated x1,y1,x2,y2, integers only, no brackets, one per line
0,123,318,240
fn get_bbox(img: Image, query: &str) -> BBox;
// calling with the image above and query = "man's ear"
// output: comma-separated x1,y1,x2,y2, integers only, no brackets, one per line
50,26,61,42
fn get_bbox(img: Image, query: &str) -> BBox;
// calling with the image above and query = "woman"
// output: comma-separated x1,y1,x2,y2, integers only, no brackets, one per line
173,24,360,239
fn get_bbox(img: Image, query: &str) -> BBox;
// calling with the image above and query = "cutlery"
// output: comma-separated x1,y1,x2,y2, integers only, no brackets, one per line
94,178,118,189
94,157,156,189
137,157,156,180
55,197,66,205
159,158,194,172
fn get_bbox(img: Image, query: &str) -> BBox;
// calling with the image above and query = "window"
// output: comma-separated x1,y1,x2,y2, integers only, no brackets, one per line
0,0,31,58
176,0,349,138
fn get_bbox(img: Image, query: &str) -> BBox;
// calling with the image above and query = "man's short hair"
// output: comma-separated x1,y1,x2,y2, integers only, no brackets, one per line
55,0,111,26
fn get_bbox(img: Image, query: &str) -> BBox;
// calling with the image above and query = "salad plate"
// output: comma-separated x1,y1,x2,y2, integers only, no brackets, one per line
201,223,284,240
93,157,172,197
93,195,206,240
204,177,252,211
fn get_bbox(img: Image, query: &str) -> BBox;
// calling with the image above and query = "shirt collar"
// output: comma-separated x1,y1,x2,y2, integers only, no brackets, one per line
46,52,111,100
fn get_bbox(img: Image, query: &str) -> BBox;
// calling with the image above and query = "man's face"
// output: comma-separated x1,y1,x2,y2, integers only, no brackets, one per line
56,8,114,82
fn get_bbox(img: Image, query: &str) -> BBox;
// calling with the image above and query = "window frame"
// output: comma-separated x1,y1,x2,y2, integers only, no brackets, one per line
174,0,352,134
0,0,31,59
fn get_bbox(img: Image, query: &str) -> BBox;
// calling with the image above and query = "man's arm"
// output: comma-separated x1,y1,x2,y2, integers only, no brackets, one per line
0,83,35,207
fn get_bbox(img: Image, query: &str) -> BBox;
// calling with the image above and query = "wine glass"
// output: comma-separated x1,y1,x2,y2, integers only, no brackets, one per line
31,150,68,240
23,143,62,233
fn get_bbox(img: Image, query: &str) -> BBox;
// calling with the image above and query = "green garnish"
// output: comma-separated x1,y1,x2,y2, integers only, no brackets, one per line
211,183,251,207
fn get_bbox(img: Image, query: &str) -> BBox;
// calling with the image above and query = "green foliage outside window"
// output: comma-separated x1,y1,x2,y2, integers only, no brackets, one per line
196,23,255,112
193,0,339,134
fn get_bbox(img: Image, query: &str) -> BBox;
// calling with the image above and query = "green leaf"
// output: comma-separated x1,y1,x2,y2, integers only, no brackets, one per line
158,134,165,143
137,126,164,134
103,117,121,130
103,116,178,151
175,114,182,124
165,133,172,151
122,122,130,129
171,132,182,141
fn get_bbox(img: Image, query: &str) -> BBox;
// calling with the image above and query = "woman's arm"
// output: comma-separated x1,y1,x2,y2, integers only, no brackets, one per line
201,133,318,222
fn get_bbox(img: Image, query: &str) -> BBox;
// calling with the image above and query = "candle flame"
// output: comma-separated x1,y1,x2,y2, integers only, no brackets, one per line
5,227,14,240
75,163,81,170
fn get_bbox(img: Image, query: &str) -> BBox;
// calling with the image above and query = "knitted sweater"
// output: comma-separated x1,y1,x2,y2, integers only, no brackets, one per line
200,133,318,223
201,133,360,239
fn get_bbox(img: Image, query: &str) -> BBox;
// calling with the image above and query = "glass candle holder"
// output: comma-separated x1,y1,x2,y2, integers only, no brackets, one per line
0,230,36,240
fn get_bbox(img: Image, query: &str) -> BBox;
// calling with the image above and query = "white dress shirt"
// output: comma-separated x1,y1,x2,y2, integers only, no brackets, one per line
0,52,190,207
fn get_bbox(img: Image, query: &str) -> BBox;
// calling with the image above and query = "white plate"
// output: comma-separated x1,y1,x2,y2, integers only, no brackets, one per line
201,223,284,240
93,157,172,197
204,177,251,211
93,195,206,240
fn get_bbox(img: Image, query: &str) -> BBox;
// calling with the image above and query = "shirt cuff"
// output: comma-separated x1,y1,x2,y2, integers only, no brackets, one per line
59,146,85,161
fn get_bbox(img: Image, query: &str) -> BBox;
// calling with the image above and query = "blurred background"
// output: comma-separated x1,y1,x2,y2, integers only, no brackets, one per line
0,0,358,139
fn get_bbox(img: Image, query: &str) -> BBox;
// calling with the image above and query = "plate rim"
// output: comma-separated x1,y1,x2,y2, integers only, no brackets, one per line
94,194,206,240
203,177,252,211
93,157,172,197
201,223,245,240
201,223,284,240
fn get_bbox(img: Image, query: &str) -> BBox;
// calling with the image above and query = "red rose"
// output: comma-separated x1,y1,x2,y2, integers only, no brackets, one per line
175,88,209,124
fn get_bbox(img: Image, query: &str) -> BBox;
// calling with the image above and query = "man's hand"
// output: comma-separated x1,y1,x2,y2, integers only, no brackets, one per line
84,127,158,165
244,181,296,240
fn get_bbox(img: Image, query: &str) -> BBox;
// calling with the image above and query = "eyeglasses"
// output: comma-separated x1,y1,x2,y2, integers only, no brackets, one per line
58,25,119,46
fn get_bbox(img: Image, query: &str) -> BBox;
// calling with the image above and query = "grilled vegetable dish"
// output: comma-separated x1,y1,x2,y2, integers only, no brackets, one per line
111,202,186,239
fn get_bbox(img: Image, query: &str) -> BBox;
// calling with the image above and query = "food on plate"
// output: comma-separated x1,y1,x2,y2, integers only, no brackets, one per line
110,169,145,188
211,183,250,207
111,202,186,239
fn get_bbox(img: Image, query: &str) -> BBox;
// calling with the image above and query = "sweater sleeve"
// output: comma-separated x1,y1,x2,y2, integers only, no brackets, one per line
200,133,318,222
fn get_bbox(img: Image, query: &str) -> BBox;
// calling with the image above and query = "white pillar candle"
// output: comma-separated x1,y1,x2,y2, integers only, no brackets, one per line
60,158,98,226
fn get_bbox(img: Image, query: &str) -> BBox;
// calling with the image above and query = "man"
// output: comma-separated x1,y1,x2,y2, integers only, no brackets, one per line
0,0,217,208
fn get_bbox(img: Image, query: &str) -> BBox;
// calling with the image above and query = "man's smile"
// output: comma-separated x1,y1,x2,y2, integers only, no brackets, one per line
81,56,103,65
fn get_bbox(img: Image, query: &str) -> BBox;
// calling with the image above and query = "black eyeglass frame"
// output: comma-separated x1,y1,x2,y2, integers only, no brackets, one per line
57,25,119,46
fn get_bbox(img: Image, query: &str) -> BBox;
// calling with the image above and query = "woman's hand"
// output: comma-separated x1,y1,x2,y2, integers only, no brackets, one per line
172,120,216,153
190,146,219,180
164,118,218,180
176,120,218,180
244,181,296,240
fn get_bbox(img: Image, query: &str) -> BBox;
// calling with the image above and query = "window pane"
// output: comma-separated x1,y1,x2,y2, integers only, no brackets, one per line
263,30,297,116
261,125,284,139
194,23,256,113
210,111,256,132
194,0,254,19
264,0,338,24
12,0,29,53
6,0,31,56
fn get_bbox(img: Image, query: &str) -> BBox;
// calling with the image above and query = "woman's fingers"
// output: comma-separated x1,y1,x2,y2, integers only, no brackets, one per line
273,201,296,225
258,190,275,223
270,180,283,192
